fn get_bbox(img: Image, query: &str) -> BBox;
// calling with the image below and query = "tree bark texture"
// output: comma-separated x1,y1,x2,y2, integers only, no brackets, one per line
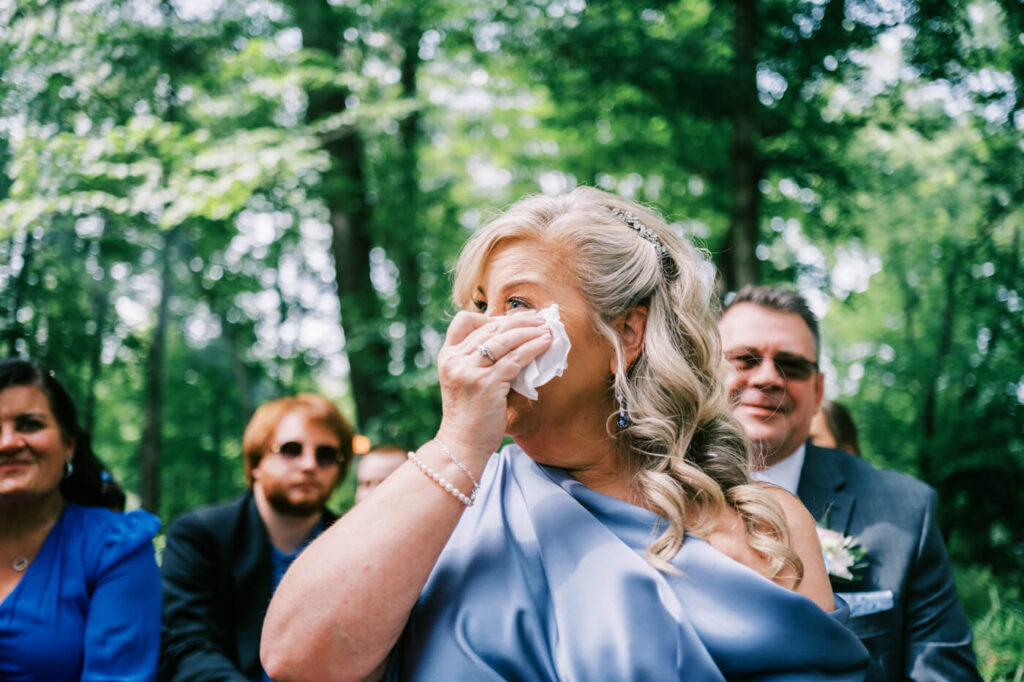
723,0,762,291
139,228,174,513
293,1,393,427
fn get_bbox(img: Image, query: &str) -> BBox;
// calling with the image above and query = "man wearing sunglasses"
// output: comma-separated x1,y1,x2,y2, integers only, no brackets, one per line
718,285,979,682
160,394,355,681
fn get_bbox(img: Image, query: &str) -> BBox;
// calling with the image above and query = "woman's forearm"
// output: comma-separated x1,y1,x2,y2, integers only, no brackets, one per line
260,447,475,682
262,310,549,681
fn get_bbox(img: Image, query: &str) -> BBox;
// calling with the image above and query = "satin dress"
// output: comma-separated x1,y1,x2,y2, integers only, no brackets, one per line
388,445,868,681
0,503,161,681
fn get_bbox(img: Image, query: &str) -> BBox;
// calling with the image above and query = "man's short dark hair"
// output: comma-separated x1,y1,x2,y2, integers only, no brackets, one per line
722,285,820,358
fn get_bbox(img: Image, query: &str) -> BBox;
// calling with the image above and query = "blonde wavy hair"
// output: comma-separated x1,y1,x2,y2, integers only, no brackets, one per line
453,186,802,583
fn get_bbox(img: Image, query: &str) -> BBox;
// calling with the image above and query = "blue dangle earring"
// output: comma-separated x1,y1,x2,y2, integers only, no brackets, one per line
616,388,629,429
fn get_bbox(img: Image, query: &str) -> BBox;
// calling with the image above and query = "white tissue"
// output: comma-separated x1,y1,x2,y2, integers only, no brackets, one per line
510,304,571,400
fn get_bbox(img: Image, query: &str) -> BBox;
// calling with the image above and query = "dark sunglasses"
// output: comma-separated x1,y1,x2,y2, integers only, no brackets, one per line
270,441,344,467
726,351,818,381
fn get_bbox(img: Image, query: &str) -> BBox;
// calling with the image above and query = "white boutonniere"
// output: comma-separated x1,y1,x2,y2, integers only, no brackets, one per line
815,526,868,584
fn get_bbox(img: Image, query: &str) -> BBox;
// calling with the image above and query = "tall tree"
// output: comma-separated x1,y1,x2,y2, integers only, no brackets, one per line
491,0,968,288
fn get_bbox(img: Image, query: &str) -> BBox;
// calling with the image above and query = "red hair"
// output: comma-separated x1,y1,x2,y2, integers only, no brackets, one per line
242,394,356,486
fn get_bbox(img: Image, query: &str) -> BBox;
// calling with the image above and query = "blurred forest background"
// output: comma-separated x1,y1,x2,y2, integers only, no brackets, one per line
1,0,1022,674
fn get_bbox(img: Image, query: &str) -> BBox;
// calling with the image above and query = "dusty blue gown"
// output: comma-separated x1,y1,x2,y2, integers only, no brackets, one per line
388,445,868,681
0,503,161,681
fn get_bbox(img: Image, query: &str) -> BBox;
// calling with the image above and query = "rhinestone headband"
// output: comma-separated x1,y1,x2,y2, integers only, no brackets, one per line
612,208,680,280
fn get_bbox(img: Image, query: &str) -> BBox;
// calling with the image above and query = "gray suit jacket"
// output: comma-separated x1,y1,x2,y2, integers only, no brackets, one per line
797,443,981,681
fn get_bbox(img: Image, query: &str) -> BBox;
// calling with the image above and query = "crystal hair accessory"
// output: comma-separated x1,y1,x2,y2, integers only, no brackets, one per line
612,208,680,280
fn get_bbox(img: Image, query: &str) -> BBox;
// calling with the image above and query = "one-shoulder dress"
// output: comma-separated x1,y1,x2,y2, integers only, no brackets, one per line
388,444,869,681
0,503,161,681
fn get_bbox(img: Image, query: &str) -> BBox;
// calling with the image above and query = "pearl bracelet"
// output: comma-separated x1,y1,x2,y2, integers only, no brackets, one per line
407,450,476,506
433,439,480,490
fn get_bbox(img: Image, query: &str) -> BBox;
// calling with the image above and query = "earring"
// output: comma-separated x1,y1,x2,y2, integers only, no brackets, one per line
64,459,74,478
616,388,629,429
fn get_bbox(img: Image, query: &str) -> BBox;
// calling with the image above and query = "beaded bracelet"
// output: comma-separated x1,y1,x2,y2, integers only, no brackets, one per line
407,450,475,506
433,439,480,490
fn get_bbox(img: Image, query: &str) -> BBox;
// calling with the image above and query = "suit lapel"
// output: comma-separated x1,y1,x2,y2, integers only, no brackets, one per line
235,493,274,677
797,443,856,534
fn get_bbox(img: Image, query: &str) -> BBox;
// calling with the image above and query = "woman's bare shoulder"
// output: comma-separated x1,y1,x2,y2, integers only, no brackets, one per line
755,484,835,610
758,484,816,530
700,506,773,577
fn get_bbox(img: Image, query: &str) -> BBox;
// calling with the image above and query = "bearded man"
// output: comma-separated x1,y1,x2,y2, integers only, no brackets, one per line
160,395,354,681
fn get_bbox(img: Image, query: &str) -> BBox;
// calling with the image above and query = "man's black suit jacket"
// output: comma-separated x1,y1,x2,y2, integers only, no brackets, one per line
159,492,337,681
797,443,980,682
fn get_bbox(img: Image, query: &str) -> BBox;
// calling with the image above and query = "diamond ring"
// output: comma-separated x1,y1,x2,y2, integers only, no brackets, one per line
477,344,496,364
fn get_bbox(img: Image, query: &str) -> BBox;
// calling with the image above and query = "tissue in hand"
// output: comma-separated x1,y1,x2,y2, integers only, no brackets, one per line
510,304,571,400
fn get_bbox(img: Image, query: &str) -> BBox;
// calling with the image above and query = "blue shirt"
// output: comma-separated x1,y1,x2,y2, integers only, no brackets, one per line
0,503,161,681
262,521,324,682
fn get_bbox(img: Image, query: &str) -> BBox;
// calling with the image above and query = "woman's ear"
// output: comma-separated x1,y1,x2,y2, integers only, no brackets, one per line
611,305,648,373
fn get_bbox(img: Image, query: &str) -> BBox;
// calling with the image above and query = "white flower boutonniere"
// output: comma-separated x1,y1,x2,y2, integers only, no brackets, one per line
815,526,868,584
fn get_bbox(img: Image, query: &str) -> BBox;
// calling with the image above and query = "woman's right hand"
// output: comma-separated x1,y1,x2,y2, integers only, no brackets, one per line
434,310,552,463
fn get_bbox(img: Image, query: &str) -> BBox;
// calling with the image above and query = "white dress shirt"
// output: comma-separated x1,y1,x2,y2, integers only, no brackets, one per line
751,443,806,495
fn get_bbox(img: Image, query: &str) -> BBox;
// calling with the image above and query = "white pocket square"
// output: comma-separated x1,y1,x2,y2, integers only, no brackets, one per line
837,590,894,617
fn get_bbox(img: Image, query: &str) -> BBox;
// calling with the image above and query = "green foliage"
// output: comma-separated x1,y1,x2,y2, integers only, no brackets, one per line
1,1,1022,635
956,566,1024,680
819,116,1024,575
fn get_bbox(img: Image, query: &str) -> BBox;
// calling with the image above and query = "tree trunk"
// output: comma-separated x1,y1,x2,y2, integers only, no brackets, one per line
395,15,425,365
326,164,390,425
292,1,392,427
722,0,761,290
919,256,957,481
84,219,113,434
208,381,223,500
139,228,174,513
84,286,109,434
5,228,39,356
226,323,253,418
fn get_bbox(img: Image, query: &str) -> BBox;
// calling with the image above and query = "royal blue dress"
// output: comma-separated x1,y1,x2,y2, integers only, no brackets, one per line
0,503,161,681
388,445,869,681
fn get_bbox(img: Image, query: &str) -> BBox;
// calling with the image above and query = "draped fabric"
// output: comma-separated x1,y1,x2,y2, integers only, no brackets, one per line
0,503,161,681
388,445,868,681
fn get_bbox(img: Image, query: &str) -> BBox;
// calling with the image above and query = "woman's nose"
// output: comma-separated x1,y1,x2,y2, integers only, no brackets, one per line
0,425,25,451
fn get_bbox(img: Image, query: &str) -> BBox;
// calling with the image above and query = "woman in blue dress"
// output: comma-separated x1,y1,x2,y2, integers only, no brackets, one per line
262,187,869,680
0,359,161,681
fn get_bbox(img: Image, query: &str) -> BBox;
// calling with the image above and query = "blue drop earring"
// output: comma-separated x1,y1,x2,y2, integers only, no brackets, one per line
616,388,629,429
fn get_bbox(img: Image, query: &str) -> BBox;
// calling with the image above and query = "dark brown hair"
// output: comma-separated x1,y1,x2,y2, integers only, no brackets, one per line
723,285,820,359
820,399,860,456
0,358,123,508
